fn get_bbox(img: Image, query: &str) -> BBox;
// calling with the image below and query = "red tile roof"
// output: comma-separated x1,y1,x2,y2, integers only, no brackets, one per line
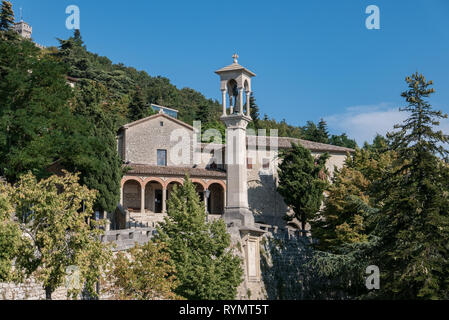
125,164,226,178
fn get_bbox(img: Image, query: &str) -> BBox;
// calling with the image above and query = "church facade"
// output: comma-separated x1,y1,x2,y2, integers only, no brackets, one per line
113,56,353,232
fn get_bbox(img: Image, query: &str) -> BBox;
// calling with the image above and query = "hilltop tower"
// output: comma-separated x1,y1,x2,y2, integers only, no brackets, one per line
13,8,32,39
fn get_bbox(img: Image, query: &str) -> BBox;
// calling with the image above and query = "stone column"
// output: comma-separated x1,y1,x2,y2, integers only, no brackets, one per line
140,186,145,215
246,91,251,117
223,188,227,215
239,88,244,114
120,184,123,206
230,94,234,115
221,114,254,226
162,187,167,214
222,89,227,116
203,190,208,213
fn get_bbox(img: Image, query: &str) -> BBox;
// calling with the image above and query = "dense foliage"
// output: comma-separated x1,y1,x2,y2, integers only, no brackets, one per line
309,73,449,299
106,242,180,300
4,172,111,299
155,176,243,300
277,143,329,231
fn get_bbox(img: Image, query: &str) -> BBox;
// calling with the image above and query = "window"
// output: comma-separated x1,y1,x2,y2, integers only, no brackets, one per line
247,158,253,170
157,149,167,166
160,121,164,127
263,158,270,170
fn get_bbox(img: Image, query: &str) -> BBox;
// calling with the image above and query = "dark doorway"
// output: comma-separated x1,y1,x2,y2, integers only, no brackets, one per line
155,190,163,213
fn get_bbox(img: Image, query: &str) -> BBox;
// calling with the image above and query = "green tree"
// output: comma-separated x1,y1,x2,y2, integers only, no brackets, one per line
9,171,111,300
106,241,181,300
329,133,358,149
0,38,74,182
278,143,329,231
0,180,26,282
196,104,211,124
155,176,243,300
63,79,124,213
375,73,449,299
0,1,14,31
128,86,153,121
311,146,396,252
363,134,388,152
317,119,330,144
248,94,261,130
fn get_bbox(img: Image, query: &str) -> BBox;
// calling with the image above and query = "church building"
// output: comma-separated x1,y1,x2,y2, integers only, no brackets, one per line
112,56,354,232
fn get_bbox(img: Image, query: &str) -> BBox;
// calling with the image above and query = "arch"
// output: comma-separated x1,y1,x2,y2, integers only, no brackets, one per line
166,180,183,204
144,180,164,214
206,180,226,190
208,182,225,215
227,79,239,113
193,182,206,205
165,178,184,187
244,80,250,92
122,180,142,213
227,79,238,94
191,179,207,189
142,176,165,189
121,176,143,188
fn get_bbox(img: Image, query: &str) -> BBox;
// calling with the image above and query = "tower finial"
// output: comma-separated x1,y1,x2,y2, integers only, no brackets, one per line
232,53,239,64
20,7,23,21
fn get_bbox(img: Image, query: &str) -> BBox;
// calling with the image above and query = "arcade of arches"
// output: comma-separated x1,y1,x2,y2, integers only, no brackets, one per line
121,176,226,217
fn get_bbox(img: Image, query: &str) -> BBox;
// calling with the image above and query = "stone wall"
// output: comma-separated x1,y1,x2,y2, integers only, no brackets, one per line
247,150,347,228
124,115,196,167
0,278,69,300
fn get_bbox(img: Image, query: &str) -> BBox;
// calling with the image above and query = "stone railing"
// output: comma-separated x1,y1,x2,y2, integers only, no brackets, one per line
100,228,157,251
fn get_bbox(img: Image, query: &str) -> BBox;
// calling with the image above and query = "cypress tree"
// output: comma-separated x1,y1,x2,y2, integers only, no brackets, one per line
278,142,329,231
249,94,261,129
154,176,243,300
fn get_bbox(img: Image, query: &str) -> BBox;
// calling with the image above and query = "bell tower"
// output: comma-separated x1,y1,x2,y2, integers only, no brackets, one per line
216,54,256,227
216,55,266,299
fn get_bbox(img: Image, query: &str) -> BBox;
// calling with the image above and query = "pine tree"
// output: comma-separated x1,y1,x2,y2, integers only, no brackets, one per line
303,121,320,142
128,86,152,121
0,1,14,32
154,176,243,300
329,133,358,149
196,104,211,124
317,119,330,144
278,143,329,231
376,73,449,299
249,94,261,129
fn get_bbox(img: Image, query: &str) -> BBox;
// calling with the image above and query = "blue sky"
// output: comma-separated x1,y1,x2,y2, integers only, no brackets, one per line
10,0,449,145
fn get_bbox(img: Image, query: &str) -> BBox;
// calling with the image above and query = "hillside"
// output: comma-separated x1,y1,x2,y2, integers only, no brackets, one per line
52,30,357,149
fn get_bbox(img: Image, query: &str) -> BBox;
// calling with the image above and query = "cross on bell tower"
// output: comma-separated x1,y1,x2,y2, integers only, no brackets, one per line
232,53,239,63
